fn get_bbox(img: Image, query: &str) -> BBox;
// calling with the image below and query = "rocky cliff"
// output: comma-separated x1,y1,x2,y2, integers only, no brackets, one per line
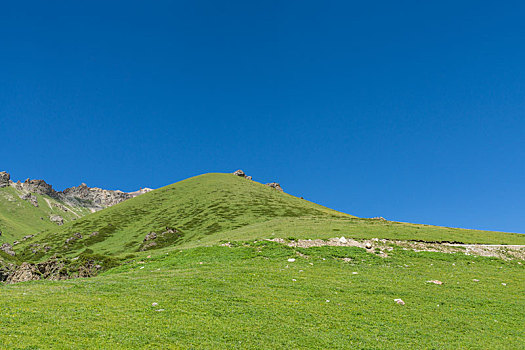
1,171,152,213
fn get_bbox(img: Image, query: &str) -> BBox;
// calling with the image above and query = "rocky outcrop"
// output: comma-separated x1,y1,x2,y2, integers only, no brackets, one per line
4,257,104,284
0,243,15,256
140,227,180,251
19,179,57,197
61,183,135,212
266,182,284,192
0,171,10,188
19,193,39,207
4,171,152,214
50,215,64,226
233,170,252,180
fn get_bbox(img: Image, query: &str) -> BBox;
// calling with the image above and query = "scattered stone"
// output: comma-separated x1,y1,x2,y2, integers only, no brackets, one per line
144,232,157,242
501,283,507,286
12,241,19,246
352,272,358,275
370,217,387,221
266,182,284,192
49,215,64,226
394,299,405,305
0,243,15,256
23,235,34,241
152,302,158,306
473,279,480,282
365,242,372,249
233,169,246,177
74,232,83,239
287,258,296,262
339,237,347,244
90,231,99,237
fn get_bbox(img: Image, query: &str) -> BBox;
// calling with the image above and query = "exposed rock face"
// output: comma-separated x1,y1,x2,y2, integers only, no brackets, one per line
50,215,64,226
0,243,15,256
4,171,152,214
4,257,104,284
0,171,10,188
19,193,39,207
21,179,57,197
266,182,284,192
61,183,134,212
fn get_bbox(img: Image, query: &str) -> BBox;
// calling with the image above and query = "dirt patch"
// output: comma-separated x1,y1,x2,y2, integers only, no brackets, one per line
268,238,525,260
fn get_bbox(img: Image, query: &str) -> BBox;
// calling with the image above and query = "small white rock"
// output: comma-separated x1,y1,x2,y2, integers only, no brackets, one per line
326,300,330,303
287,258,296,262
292,279,297,282
501,283,507,286
339,236,347,244
152,302,158,307
365,242,372,249
473,279,480,282
394,299,405,305
352,272,358,275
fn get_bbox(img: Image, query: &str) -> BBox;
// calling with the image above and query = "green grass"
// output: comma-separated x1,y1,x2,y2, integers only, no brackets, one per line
0,242,523,349
0,187,90,243
2,172,524,349
16,173,524,261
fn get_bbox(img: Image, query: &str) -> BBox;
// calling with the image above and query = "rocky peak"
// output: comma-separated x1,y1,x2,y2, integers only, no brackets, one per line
0,171,10,188
1,170,152,213
61,184,134,212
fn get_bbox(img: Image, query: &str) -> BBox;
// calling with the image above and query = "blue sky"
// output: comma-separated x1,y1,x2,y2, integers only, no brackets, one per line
1,1,524,233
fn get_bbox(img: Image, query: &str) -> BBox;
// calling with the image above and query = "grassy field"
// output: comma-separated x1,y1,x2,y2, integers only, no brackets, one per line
2,172,524,349
0,242,523,349
16,173,525,261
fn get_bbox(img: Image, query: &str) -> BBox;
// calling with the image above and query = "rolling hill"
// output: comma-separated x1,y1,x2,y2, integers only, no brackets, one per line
14,172,525,261
1,171,524,349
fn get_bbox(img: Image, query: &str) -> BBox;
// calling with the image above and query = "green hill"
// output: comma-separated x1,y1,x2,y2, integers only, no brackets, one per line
2,172,524,349
16,173,525,261
0,186,90,243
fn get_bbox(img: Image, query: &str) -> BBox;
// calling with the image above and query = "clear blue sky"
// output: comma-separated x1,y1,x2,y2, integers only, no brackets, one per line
1,1,524,233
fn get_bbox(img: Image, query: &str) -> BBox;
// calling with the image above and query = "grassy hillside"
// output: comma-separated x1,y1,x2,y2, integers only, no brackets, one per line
17,173,524,260
2,172,524,349
17,173,351,259
0,186,90,243
1,242,523,349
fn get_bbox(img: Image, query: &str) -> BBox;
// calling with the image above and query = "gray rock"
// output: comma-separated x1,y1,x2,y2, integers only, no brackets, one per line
19,193,39,207
144,232,157,241
266,182,284,192
0,243,15,256
0,171,10,188
233,170,246,177
50,215,64,226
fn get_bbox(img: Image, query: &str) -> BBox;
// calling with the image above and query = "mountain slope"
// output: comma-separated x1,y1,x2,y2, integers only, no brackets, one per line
16,173,525,261
0,171,150,243
18,173,351,259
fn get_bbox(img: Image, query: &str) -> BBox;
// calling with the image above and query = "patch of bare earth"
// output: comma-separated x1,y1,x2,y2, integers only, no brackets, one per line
268,238,525,260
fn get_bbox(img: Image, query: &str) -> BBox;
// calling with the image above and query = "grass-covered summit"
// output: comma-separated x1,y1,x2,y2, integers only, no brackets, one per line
17,173,525,260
